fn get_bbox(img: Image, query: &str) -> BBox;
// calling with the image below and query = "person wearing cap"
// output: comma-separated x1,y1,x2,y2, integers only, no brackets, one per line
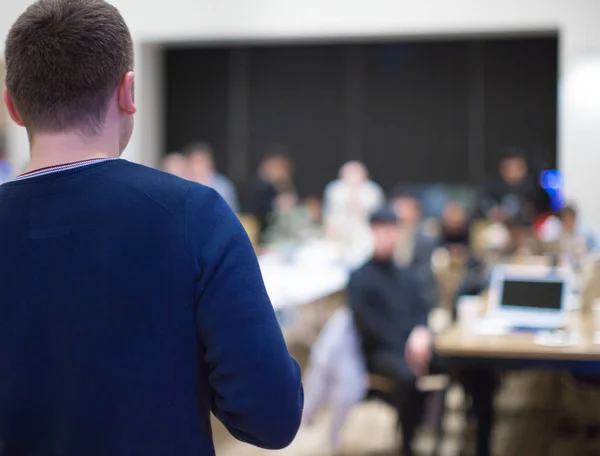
348,206,433,456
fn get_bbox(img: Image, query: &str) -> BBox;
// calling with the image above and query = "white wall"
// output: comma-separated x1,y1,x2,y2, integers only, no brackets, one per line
2,0,600,225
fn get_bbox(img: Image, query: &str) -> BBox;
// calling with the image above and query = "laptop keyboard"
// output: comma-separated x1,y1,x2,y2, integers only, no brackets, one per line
477,311,565,334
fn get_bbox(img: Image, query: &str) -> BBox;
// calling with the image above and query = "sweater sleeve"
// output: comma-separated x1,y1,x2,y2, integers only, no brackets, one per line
185,186,303,449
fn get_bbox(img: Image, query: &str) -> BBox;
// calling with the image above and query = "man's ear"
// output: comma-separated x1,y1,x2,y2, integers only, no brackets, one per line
118,71,136,116
3,89,25,127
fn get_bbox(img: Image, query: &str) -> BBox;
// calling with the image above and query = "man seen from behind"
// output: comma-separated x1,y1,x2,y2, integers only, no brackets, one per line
0,1,303,454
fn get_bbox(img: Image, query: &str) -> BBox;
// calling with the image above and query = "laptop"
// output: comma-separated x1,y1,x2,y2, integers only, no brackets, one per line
477,264,573,333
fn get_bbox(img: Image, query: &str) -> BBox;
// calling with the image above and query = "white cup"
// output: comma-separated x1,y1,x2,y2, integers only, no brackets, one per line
457,295,482,335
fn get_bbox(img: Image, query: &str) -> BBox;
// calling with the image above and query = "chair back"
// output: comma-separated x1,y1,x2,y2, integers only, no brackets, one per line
238,214,260,249
582,258,600,314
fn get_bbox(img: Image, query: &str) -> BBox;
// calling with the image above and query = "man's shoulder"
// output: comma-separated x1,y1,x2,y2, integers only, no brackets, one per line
324,179,343,195
349,261,374,283
365,180,384,194
253,177,274,192
97,160,189,190
95,160,190,194
92,160,219,211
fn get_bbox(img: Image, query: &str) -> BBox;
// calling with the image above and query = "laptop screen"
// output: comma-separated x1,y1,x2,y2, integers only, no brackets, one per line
500,279,564,310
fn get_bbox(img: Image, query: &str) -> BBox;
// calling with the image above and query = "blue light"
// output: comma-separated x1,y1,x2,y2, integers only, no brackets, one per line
540,170,564,212
540,170,562,190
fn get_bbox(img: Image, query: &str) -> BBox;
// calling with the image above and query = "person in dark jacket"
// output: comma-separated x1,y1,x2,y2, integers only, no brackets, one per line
479,150,537,225
251,149,296,243
348,206,434,456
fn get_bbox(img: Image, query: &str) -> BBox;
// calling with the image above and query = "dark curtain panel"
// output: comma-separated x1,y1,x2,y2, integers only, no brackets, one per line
164,48,230,174
246,45,346,198
363,41,470,191
483,37,558,175
163,35,558,197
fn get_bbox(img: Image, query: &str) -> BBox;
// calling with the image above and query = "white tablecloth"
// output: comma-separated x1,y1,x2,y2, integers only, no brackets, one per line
259,241,351,310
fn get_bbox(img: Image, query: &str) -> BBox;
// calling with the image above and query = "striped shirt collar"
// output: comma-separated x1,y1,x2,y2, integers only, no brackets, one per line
13,158,118,182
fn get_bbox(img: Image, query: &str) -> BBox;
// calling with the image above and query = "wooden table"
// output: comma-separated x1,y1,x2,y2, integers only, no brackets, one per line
435,317,600,363
435,315,600,456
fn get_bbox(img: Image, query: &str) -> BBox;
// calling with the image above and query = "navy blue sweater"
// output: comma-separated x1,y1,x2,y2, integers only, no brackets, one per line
0,159,303,455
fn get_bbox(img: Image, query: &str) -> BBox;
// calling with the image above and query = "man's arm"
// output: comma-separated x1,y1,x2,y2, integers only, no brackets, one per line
186,186,303,449
407,271,429,329
405,271,432,375
411,233,438,309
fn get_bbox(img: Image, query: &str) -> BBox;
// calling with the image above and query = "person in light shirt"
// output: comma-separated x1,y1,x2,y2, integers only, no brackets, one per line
323,161,385,265
161,152,188,179
0,139,13,184
185,142,239,211
540,204,599,255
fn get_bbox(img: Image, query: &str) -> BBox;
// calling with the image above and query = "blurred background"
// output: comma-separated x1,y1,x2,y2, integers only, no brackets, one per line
1,1,600,455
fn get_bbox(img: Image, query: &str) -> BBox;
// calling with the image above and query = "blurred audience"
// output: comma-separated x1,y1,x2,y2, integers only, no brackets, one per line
0,140,13,184
304,196,323,226
391,189,438,309
348,206,435,456
480,150,536,225
263,194,322,245
185,142,239,211
540,204,600,255
324,161,384,264
251,148,296,243
161,152,188,179
440,202,471,258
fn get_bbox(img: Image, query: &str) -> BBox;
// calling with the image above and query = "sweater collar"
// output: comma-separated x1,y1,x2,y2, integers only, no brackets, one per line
14,158,118,182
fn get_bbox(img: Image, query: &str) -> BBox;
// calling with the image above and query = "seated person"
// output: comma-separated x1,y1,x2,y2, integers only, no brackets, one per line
440,202,471,260
391,189,439,309
263,193,322,245
304,195,323,225
185,142,239,211
348,206,434,456
251,149,296,243
161,152,188,179
324,161,385,265
540,204,600,255
478,149,537,226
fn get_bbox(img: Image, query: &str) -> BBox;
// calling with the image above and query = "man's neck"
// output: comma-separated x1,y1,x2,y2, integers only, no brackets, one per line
26,132,119,174
372,252,394,263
